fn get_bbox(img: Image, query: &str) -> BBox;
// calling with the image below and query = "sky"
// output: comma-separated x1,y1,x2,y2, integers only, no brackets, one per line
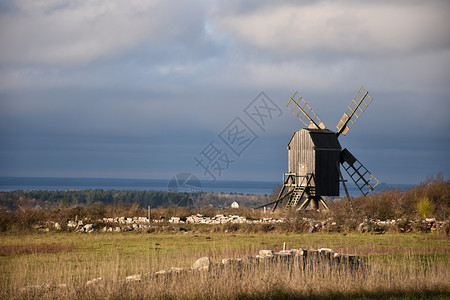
0,0,449,185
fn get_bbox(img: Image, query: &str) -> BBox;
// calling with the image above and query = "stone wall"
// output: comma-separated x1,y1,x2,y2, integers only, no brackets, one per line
36,215,449,234
21,247,367,292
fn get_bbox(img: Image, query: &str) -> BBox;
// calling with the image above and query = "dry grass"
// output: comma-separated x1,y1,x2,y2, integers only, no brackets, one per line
1,232,449,299
0,243,75,256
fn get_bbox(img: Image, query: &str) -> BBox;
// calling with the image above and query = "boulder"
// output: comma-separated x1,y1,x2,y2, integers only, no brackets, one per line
86,277,103,286
274,251,291,257
122,226,133,232
83,224,95,232
292,249,306,256
126,274,142,282
54,222,61,230
258,250,274,257
222,258,242,266
67,221,77,228
155,269,172,276
318,248,333,253
192,257,211,269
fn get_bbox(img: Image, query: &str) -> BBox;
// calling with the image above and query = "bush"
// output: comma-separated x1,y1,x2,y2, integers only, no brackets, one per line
416,197,434,218
223,223,240,232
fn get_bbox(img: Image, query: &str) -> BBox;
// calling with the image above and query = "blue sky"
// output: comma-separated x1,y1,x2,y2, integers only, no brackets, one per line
0,0,449,185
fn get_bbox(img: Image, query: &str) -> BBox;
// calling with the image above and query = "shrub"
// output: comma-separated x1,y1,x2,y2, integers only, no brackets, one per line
416,197,434,218
224,223,240,232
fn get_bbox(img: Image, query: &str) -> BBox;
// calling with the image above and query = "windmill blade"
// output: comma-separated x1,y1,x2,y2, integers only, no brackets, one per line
340,148,379,196
336,86,373,136
286,91,326,129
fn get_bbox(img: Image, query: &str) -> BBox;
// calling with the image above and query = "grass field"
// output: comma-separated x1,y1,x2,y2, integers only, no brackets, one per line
1,232,449,299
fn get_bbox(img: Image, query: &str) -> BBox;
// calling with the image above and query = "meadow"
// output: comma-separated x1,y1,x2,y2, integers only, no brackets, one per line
1,231,449,299
0,175,448,298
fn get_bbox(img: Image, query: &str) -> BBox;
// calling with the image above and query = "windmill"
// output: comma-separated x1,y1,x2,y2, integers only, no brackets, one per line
260,86,379,211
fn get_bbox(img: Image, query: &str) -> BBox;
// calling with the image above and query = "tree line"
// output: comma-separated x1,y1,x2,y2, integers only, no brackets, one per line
0,189,269,210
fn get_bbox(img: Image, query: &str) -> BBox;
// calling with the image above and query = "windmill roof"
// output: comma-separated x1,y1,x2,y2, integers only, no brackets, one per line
288,128,341,149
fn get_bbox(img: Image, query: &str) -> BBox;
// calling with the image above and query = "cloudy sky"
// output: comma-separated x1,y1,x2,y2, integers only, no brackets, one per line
0,0,449,185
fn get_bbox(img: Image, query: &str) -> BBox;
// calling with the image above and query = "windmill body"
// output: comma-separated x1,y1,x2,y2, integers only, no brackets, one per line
261,86,379,211
288,128,341,196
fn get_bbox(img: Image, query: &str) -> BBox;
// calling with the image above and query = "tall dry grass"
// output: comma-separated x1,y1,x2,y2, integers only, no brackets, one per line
1,243,448,299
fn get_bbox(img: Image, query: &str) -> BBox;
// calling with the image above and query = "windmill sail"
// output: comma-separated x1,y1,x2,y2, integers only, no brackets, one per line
287,91,326,129
336,86,373,136
340,148,379,195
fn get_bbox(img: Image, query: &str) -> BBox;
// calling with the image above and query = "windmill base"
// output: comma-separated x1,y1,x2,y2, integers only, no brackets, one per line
295,195,329,211
255,173,329,212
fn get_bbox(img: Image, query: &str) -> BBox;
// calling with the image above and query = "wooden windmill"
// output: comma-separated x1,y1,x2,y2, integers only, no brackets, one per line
261,86,379,211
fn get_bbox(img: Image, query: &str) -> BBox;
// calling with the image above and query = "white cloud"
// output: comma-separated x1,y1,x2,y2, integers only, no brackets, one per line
201,0,450,96
211,1,450,57
0,0,209,65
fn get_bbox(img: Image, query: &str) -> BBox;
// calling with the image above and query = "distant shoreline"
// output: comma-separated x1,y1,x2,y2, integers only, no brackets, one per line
0,176,416,197
0,176,279,195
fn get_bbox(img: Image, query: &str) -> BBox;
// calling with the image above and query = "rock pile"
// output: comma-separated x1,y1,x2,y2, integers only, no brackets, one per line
357,217,448,233
97,214,284,225
34,215,448,234
67,220,97,233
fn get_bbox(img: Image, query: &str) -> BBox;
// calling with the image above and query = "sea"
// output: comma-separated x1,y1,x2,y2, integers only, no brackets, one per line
0,176,415,197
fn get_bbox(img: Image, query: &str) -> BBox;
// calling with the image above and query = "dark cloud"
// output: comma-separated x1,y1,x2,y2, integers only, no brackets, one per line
0,0,448,184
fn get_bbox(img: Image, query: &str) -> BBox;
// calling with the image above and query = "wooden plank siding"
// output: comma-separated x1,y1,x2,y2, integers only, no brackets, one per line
288,129,341,196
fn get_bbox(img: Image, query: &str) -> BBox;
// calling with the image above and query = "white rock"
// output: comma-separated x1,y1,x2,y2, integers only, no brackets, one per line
222,258,242,265
274,252,290,257
293,249,306,256
83,224,94,231
318,248,333,253
154,270,170,276
126,274,142,282
86,277,103,285
192,257,211,269
67,221,77,228
258,250,274,257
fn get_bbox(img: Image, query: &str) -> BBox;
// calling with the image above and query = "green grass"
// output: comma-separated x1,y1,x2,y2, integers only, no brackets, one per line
1,232,448,265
